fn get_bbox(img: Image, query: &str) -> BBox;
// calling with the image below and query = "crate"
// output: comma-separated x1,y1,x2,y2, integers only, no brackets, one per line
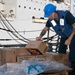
17,52,68,66
25,41,48,55
0,47,30,65
38,71,68,75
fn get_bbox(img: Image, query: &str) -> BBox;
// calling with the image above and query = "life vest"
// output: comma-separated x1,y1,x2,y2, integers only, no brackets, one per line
49,10,73,37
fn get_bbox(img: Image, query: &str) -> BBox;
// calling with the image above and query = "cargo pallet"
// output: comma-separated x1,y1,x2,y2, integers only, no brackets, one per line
38,71,68,75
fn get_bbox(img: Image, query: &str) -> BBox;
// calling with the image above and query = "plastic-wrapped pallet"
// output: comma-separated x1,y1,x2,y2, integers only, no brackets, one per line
0,58,71,75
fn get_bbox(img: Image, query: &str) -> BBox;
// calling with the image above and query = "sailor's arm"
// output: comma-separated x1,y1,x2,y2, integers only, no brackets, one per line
36,27,49,41
65,23,75,45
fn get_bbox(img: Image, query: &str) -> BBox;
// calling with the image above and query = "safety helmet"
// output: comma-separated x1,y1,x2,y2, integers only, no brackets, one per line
44,4,56,17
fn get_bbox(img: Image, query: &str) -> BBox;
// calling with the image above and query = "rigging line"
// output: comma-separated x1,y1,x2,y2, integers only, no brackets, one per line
0,43,4,47
0,27,12,32
0,44,27,47
0,11,30,42
43,34,57,40
0,16,12,31
0,18,22,44
1,18,28,43
0,27,42,33
0,15,13,30
0,20,28,44
20,30,41,32
0,12,29,43
0,27,53,34
0,16,28,44
0,39,29,41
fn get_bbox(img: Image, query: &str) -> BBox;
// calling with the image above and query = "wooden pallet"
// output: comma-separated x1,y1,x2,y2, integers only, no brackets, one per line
38,71,68,75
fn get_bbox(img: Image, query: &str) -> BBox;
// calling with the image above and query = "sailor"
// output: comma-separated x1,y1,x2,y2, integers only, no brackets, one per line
36,3,75,75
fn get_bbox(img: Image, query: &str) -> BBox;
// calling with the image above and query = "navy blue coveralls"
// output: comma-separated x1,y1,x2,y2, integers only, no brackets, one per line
46,10,75,75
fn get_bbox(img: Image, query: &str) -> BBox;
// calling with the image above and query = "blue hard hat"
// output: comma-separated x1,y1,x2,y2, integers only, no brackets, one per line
44,4,56,17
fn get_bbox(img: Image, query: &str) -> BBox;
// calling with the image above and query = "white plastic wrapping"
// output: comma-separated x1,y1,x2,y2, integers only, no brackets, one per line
0,58,71,75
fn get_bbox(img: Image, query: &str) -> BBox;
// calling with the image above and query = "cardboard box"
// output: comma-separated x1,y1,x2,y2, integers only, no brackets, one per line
0,60,2,66
17,55,36,63
17,52,68,66
0,47,30,65
25,41,48,55
15,47,30,56
1,48,16,64
1,47,30,63
44,52,68,66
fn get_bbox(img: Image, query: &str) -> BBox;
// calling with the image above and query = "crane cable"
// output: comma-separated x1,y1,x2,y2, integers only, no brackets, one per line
0,17,22,44
0,11,30,43
0,16,28,43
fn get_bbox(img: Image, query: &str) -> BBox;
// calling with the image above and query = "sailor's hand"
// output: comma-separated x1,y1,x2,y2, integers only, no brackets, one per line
36,36,42,41
65,39,71,45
